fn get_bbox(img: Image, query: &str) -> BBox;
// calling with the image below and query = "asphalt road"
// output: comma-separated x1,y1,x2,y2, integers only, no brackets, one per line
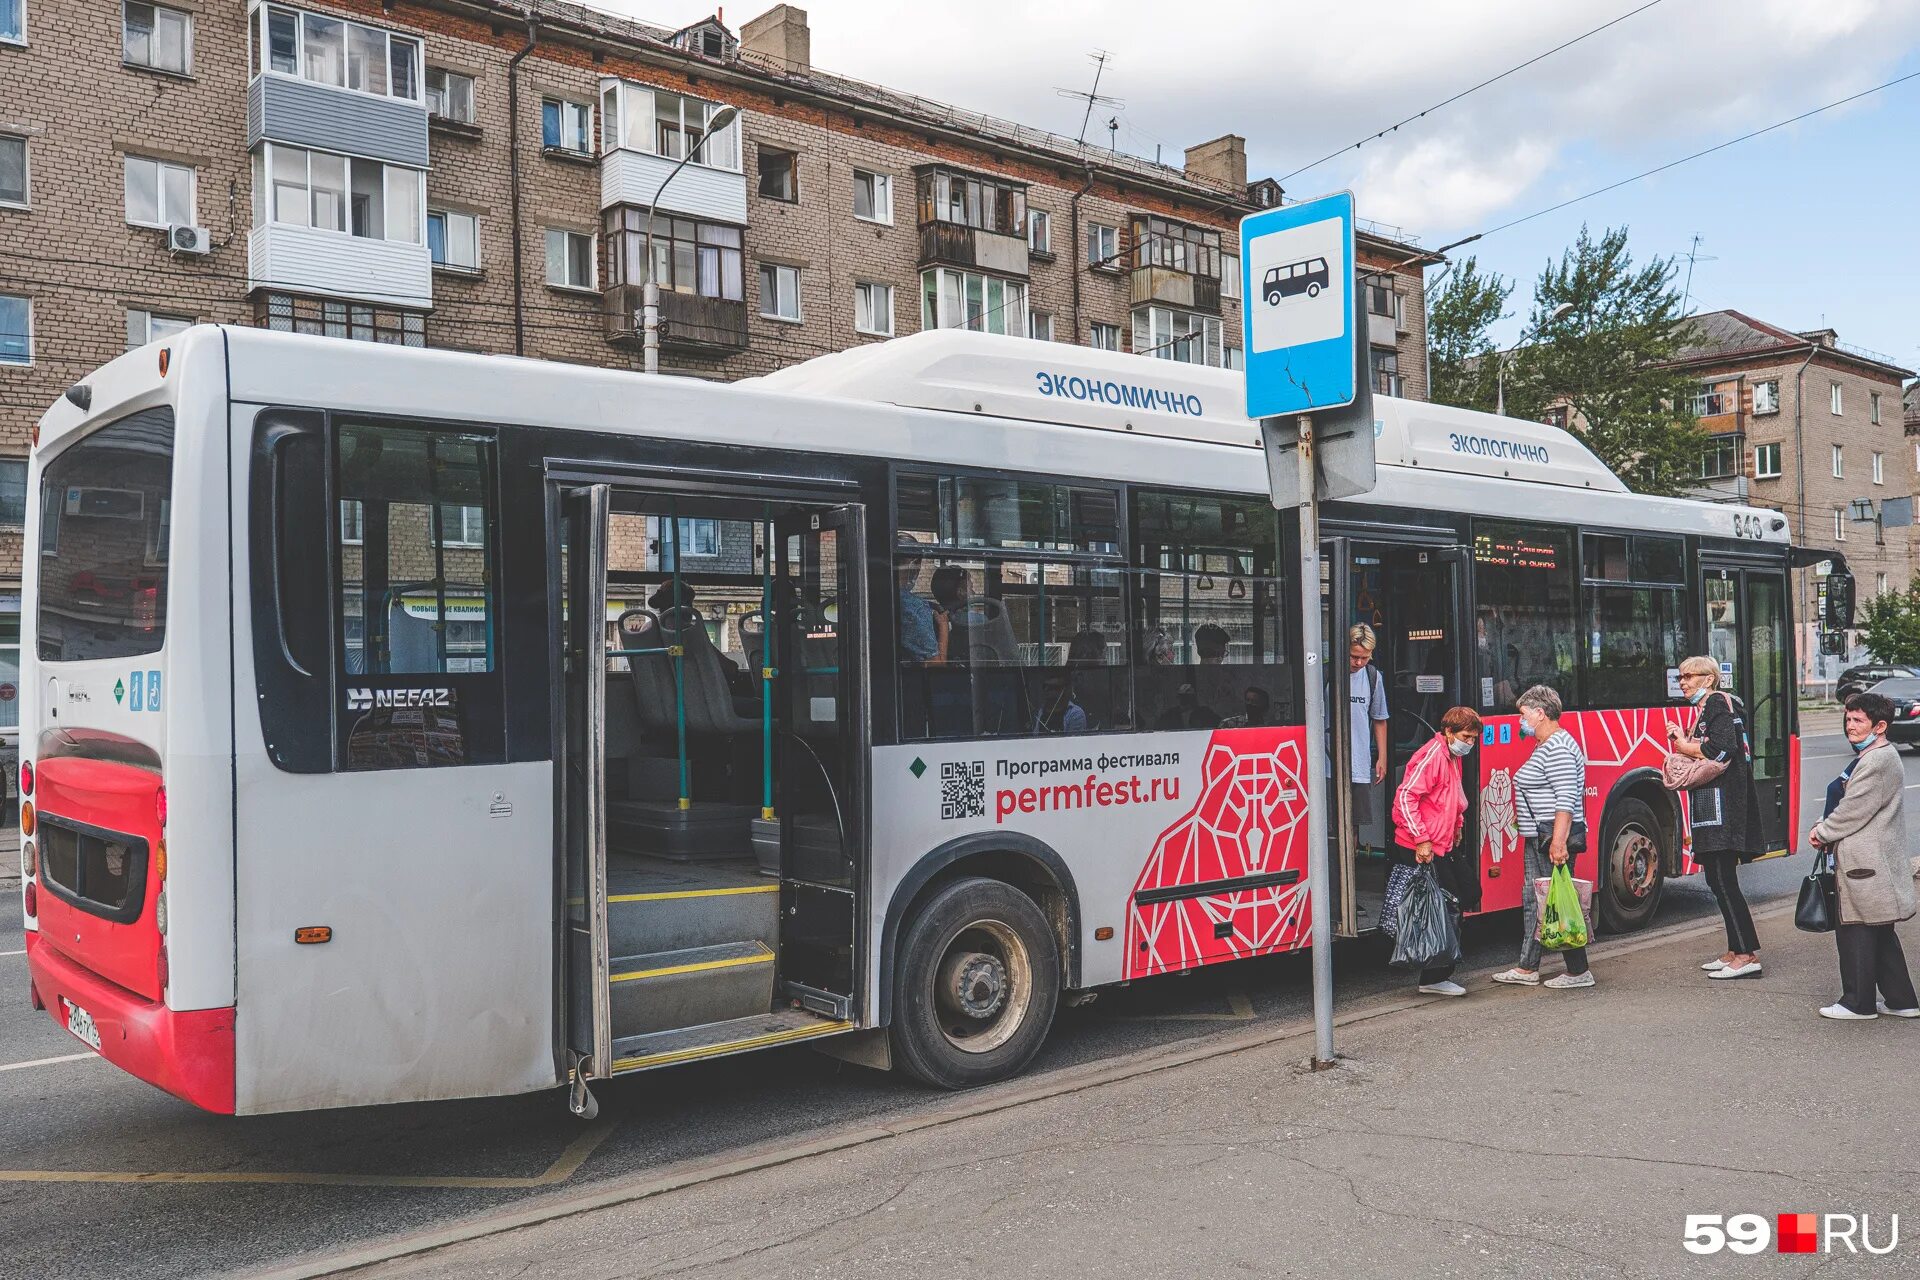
0,730,1887,1280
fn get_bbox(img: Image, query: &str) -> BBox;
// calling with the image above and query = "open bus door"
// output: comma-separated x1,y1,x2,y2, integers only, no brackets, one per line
561,483,612,1116
1700,557,1793,852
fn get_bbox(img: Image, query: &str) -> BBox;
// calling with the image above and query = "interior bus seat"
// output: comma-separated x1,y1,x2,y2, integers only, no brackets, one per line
656,606,762,736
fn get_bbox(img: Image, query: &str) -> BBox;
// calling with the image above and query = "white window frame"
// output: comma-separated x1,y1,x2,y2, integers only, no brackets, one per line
438,504,484,549
759,262,802,321
123,1,193,75
1087,222,1119,269
1871,391,1881,425
853,280,892,336
427,208,480,272
1028,311,1053,342
852,169,892,225
0,0,25,45
1830,381,1843,415
599,79,742,173
1834,508,1847,542
0,293,30,366
1089,321,1120,351
1028,208,1051,255
919,267,1026,337
340,498,364,545
426,67,475,123
126,308,193,348
1222,252,1241,300
544,227,595,291
1752,379,1779,415
1135,306,1223,367
1753,442,1782,479
1832,444,1843,479
259,143,423,244
0,133,26,209
1225,343,1244,371
543,97,593,154
1873,451,1884,485
252,4,421,104
1877,572,1889,596
124,154,195,228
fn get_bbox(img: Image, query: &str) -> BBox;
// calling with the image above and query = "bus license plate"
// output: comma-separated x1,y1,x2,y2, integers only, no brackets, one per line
61,999,101,1052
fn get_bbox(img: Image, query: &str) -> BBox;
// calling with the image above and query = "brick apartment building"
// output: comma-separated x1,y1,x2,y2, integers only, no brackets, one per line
0,0,1436,757
1673,309,1917,684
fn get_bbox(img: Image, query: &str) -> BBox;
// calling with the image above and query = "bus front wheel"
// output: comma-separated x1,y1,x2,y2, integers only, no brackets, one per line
891,877,1060,1089
1597,796,1665,933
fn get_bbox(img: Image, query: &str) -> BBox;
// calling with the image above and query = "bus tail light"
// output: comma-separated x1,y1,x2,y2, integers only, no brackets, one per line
156,940,170,991
19,760,32,796
21,839,33,878
23,881,36,917
19,801,33,838
156,785,167,828
154,838,167,881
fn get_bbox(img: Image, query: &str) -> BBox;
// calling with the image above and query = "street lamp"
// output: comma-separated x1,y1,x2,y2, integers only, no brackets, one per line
1496,300,1576,417
641,104,739,375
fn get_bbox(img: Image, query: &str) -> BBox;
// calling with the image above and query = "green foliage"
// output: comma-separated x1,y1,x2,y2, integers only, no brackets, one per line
1499,225,1705,496
1427,256,1512,415
1859,584,1920,665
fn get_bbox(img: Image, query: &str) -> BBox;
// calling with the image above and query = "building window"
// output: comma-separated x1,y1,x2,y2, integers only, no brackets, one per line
340,499,364,544
427,210,479,272
1370,346,1402,396
1028,209,1051,255
1833,508,1846,542
1222,253,1240,300
1029,312,1053,342
259,144,422,243
1089,322,1120,352
1753,379,1779,414
1877,572,1889,596
256,292,425,345
1364,274,1400,322
920,268,1026,336
126,308,192,348
124,154,194,227
602,211,743,301
853,168,892,224
426,68,474,122
0,294,28,364
759,262,802,320
1873,451,1884,485
1697,435,1738,481
1225,344,1244,371
0,0,22,43
1753,442,1782,479
542,98,592,154
1689,384,1730,417
757,147,797,201
0,134,25,207
1871,391,1882,425
917,168,1025,236
1086,222,1118,269
1832,444,1843,478
0,458,22,526
545,229,594,290
601,82,741,170
253,6,420,102
1830,381,1843,415
1130,216,1221,276
854,281,893,336
123,2,191,74
1132,307,1222,366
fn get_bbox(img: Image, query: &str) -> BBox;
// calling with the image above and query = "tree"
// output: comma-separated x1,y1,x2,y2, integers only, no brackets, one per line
1500,225,1704,496
1426,256,1512,415
1859,583,1920,665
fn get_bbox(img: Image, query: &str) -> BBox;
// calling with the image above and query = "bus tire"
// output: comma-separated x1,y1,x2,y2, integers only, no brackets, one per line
890,877,1060,1090
1597,796,1665,933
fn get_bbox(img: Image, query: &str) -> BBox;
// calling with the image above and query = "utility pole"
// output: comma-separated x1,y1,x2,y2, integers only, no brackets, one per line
641,105,739,374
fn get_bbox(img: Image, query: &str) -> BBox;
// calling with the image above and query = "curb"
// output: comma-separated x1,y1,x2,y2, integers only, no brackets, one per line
244,901,1792,1280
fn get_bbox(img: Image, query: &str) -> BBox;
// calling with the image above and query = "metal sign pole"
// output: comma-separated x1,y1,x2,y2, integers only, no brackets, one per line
1293,411,1336,1068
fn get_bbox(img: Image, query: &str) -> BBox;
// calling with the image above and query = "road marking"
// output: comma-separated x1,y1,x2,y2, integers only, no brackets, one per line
0,1120,618,1188
0,1051,100,1073
0,949,24,957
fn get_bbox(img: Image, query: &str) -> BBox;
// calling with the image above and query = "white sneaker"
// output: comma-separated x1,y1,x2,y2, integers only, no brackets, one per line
1709,961,1763,980
1876,1002,1920,1018
1418,980,1467,997
1491,968,1541,986
1819,1003,1878,1020
1701,959,1727,972
1544,971,1596,989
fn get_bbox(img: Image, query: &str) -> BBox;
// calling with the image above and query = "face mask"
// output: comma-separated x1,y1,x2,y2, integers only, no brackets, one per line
1850,735,1875,754
1519,718,1537,739
1686,687,1708,706
1449,738,1474,758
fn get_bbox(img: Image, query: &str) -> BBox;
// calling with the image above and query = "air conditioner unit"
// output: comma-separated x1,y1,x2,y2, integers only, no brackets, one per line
63,487,147,521
168,224,211,255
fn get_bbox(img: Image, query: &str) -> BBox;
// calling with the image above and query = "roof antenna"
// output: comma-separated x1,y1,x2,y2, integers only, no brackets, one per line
1055,50,1123,146
1679,234,1716,315
1107,116,1119,150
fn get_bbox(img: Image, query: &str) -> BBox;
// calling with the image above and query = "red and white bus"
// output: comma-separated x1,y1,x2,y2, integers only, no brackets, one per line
19,328,1830,1115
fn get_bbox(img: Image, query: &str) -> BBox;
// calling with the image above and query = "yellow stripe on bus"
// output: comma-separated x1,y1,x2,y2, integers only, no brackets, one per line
608,944,774,984
609,884,780,904
612,1020,854,1073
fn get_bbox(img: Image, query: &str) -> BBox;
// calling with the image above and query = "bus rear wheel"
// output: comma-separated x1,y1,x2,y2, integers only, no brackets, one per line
891,877,1060,1090
1597,796,1665,933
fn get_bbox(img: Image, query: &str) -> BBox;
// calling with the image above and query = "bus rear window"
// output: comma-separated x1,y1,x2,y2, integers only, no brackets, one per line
37,407,176,663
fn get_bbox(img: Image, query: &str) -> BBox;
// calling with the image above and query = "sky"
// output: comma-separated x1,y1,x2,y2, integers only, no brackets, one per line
581,0,1920,370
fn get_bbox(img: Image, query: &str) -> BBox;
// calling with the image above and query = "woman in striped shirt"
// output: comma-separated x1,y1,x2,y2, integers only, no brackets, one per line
1493,684,1595,989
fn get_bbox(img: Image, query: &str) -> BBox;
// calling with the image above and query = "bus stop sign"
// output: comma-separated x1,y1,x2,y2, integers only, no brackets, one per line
1240,191,1358,418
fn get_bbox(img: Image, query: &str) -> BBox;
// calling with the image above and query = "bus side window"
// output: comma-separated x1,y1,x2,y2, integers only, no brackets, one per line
1472,519,1576,714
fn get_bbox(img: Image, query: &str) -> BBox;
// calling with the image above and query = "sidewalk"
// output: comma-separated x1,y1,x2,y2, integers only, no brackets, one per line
316,908,1918,1280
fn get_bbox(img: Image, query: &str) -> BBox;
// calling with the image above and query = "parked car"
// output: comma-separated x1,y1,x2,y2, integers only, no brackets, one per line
1868,676,1920,747
1839,663,1919,701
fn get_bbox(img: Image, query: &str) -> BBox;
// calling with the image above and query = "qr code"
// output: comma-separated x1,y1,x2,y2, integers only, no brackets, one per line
940,761,986,820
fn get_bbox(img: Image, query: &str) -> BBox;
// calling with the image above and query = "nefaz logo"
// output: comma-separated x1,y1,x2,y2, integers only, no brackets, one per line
347,687,453,711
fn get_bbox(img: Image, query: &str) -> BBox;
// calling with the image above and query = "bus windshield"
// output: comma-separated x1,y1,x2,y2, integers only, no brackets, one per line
37,406,176,663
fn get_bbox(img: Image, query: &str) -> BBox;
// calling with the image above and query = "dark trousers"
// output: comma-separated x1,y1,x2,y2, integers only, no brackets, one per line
1835,923,1920,1015
1699,852,1760,954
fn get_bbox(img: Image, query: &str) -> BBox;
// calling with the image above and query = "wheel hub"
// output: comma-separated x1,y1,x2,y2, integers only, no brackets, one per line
1616,828,1658,898
940,950,1008,1022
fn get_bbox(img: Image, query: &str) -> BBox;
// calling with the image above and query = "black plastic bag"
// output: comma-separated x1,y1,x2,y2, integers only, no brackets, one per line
1389,864,1461,970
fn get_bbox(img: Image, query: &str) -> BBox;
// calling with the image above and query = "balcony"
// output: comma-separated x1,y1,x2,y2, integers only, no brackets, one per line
600,149,746,223
248,223,432,310
1129,266,1220,315
1367,309,1398,348
1690,389,1740,428
919,222,1030,277
603,284,749,353
248,74,429,169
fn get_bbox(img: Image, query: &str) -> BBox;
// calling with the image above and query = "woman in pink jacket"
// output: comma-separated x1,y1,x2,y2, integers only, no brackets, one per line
1389,705,1483,996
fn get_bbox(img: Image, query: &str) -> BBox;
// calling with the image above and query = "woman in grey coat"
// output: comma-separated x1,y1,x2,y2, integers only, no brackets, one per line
1808,691,1920,1021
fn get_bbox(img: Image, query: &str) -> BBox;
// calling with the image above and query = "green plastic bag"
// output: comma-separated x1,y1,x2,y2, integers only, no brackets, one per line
1538,865,1590,951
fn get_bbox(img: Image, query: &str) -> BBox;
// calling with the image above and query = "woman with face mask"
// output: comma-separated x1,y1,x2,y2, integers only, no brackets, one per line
1493,684,1595,989
1668,655,1767,979
1388,705,1483,996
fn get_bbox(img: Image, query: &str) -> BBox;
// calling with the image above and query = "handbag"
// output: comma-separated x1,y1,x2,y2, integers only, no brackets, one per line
1535,819,1587,855
1794,849,1839,933
1662,692,1743,792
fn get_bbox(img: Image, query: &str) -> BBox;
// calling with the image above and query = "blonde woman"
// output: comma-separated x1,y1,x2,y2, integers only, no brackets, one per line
1348,625,1390,852
1668,655,1764,979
